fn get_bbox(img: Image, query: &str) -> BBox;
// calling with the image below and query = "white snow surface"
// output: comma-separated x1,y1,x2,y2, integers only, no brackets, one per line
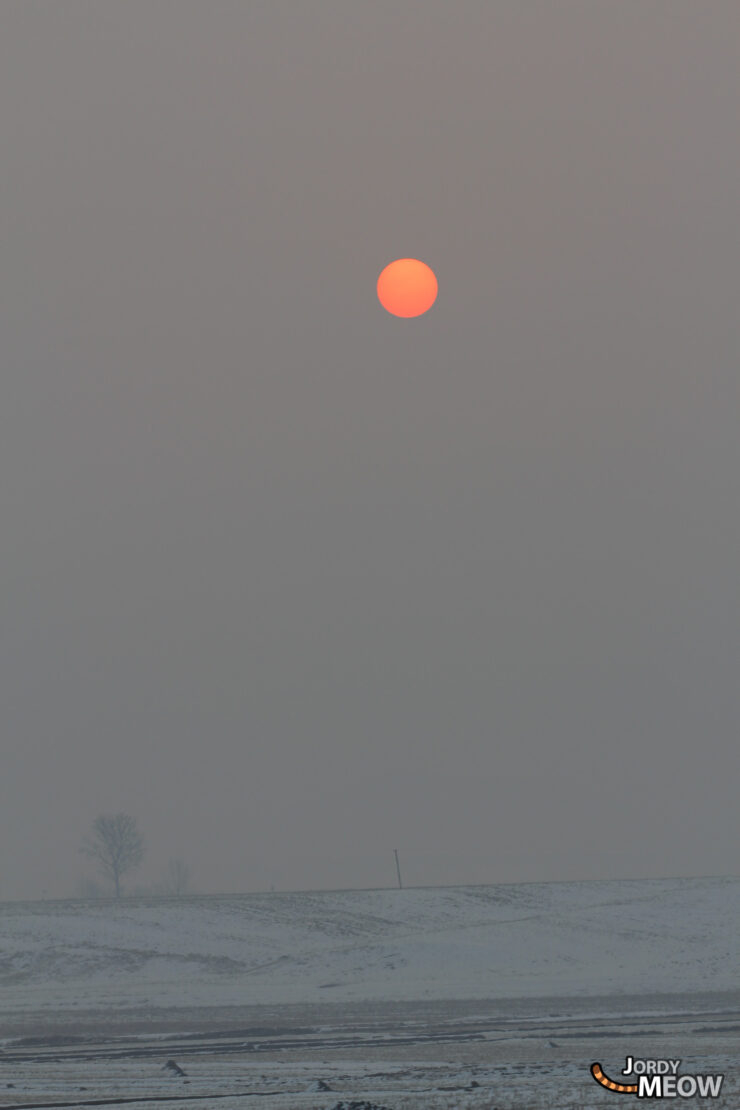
1,880,738,1109
1,876,737,1015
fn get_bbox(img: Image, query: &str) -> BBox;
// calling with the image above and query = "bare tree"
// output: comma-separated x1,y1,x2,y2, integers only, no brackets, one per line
81,813,144,897
162,857,190,896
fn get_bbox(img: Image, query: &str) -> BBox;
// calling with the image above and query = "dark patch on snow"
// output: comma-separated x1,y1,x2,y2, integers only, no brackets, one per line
327,1103,395,1110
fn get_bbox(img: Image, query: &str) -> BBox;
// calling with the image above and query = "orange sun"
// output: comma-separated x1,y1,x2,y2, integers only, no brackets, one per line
377,258,438,318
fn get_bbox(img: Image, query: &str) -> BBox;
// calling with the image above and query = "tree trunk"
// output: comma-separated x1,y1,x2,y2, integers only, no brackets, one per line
114,870,120,897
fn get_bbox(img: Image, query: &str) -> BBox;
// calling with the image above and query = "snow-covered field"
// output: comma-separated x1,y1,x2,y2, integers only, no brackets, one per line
1,877,738,1108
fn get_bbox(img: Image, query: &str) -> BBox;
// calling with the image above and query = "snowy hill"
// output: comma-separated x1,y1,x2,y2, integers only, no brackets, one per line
1,877,737,1019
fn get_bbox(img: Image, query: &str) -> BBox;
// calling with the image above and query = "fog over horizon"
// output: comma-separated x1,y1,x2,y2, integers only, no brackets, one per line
1,2,738,901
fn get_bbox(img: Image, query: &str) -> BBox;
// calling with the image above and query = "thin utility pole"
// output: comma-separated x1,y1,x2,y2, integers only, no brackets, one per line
394,848,403,889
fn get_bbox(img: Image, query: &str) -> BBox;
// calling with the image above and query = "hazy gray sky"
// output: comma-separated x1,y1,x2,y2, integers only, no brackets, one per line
1,2,738,899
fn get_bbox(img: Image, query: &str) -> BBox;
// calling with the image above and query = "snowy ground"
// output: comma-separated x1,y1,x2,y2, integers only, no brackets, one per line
1,878,738,1107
